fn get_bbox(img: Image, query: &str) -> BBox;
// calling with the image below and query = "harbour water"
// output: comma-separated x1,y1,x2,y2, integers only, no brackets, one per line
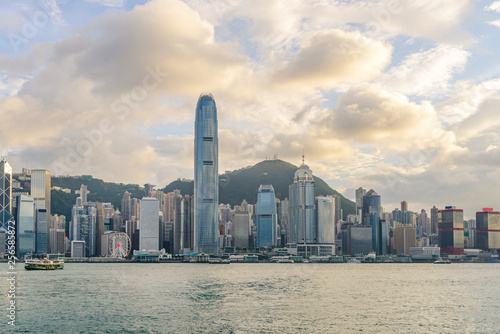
2,263,500,333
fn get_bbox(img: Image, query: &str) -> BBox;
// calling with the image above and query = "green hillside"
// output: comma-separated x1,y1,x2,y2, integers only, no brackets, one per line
51,177,144,218
164,159,355,219
50,159,355,220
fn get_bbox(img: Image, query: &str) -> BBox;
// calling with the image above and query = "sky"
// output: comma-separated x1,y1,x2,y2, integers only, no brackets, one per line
1,0,500,218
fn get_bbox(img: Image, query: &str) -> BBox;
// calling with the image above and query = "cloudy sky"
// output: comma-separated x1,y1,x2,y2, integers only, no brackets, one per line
1,0,500,218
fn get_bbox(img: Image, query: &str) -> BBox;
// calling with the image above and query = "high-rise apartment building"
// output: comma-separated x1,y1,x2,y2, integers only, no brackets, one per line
476,208,500,250
438,206,464,255
194,94,219,255
401,201,408,212
256,184,277,248
289,162,316,244
430,206,439,234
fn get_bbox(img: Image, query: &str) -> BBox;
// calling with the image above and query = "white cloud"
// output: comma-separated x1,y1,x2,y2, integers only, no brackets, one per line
270,29,392,92
380,45,469,97
85,0,125,8
485,1,500,12
314,85,449,151
487,19,500,27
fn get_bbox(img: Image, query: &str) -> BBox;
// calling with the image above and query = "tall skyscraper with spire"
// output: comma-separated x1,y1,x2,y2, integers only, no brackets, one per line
0,158,13,253
289,156,316,244
194,94,219,255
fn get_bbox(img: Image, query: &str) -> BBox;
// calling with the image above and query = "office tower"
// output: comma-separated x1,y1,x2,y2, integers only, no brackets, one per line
31,169,51,252
355,187,366,222
289,162,316,244
393,225,416,255
430,206,439,234
332,194,342,225
256,184,277,248
35,209,48,254
173,195,195,253
362,189,381,224
342,225,372,255
139,197,159,251
438,206,464,255
232,211,250,248
172,195,182,254
401,201,408,212
362,190,386,254
0,158,13,254
76,184,89,204
96,202,114,255
50,228,65,254
31,169,51,217
16,194,35,258
316,196,336,244
121,191,131,221
182,196,194,251
194,93,219,255
476,208,500,250
71,201,97,257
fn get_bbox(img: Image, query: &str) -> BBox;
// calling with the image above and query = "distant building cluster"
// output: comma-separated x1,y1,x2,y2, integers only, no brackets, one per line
1,94,499,260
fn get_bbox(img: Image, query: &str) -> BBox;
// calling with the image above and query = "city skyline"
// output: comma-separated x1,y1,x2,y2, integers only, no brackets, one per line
1,1,500,217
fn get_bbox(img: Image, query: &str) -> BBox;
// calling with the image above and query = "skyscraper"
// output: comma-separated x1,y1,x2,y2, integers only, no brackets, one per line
16,194,35,258
401,201,408,212
316,196,336,244
438,206,464,255
139,197,159,251
31,169,51,252
31,169,51,218
362,189,386,255
355,187,366,222
289,162,316,244
194,93,219,255
430,206,439,234
0,158,13,253
232,211,250,249
256,184,277,248
476,208,500,250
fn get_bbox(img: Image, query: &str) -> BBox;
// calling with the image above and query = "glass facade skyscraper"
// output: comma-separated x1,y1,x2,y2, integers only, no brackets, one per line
289,163,316,244
438,207,464,255
16,194,35,258
0,158,13,253
476,208,500,250
194,94,219,255
256,184,277,248
316,196,335,244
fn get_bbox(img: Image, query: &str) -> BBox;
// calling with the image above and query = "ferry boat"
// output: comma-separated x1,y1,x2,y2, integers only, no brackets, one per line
25,257,64,270
434,258,451,264
346,257,361,263
208,258,230,264
277,259,294,263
